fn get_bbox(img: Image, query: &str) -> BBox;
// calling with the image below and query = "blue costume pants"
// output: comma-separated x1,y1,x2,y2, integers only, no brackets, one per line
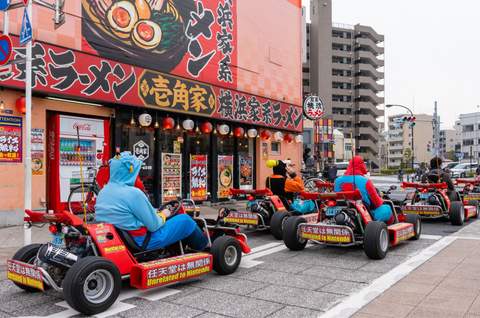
372,204,393,222
134,214,208,250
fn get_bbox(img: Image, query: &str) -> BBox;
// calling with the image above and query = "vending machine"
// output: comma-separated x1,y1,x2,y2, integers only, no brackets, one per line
47,114,110,211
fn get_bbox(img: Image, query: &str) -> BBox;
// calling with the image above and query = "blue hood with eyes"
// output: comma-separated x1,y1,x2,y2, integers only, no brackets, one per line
108,151,142,186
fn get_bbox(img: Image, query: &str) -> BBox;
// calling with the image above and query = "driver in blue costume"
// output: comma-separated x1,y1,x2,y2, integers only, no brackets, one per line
334,156,394,223
95,152,208,251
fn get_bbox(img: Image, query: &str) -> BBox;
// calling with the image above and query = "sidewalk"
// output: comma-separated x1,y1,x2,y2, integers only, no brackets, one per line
352,222,480,318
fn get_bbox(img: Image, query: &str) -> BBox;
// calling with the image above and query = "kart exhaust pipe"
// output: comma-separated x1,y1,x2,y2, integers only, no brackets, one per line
38,243,78,268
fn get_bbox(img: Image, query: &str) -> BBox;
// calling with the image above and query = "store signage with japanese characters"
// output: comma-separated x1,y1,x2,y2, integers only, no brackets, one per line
190,155,208,201
239,155,253,190
218,155,233,199
0,115,22,162
161,153,182,203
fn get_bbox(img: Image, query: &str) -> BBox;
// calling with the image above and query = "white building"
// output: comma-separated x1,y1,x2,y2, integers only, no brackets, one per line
333,129,355,162
455,112,480,161
439,129,458,158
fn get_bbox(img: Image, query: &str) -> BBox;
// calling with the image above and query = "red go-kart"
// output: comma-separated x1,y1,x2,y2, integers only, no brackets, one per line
7,200,250,315
283,190,421,259
456,178,480,213
401,182,477,225
223,188,321,240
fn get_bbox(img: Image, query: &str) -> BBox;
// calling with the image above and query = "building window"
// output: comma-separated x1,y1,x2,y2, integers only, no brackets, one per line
463,125,474,132
463,139,474,146
271,142,281,155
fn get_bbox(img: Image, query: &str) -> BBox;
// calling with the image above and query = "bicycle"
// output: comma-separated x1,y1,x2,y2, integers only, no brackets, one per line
67,166,102,215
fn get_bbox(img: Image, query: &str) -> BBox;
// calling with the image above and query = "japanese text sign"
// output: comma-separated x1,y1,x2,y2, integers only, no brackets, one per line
190,155,208,201
0,115,22,162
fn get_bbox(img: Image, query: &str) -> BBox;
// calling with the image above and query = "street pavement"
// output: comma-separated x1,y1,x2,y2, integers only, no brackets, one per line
0,185,476,318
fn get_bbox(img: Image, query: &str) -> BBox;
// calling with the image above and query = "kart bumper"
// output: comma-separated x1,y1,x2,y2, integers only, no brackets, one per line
7,259,62,292
401,205,445,218
298,223,356,246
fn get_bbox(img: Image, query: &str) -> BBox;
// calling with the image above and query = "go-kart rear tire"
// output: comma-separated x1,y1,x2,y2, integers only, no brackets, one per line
12,244,42,292
469,200,479,219
283,216,307,251
450,201,465,226
62,256,121,316
211,236,242,275
364,221,389,260
270,211,289,240
405,214,421,240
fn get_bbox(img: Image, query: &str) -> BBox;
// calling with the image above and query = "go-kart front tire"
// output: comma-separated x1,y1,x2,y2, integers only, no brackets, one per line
270,211,289,240
364,221,389,260
469,200,479,219
450,201,465,226
405,214,421,240
12,244,42,292
283,216,307,251
62,256,121,316
211,236,242,275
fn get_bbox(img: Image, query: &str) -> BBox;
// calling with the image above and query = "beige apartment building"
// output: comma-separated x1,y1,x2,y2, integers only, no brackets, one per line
303,0,385,168
387,114,434,168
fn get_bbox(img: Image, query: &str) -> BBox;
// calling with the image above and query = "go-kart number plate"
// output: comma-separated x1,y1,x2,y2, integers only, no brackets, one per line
419,193,431,200
299,224,353,243
465,193,480,201
7,260,44,291
402,205,443,216
326,206,341,217
224,211,258,225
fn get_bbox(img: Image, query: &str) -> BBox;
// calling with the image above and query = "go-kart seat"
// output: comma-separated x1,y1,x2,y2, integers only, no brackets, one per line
115,228,152,254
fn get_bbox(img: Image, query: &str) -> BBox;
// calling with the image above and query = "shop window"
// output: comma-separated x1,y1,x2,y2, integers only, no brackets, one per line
271,142,281,155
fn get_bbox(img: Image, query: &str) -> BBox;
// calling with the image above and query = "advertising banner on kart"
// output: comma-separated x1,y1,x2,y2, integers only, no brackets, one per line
223,210,258,225
239,155,253,190
161,153,182,203
190,154,208,201
7,260,44,291
402,205,443,216
0,115,22,163
218,155,233,199
299,224,353,243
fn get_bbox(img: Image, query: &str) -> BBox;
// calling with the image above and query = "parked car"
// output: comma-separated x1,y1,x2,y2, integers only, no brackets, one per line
335,162,349,176
442,162,459,171
450,163,478,178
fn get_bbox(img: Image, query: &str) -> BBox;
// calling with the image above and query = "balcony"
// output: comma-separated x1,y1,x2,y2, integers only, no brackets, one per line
332,75,354,84
332,37,354,46
354,25,384,43
333,50,353,59
356,63,384,81
357,102,384,117
355,37,384,55
357,114,380,128
356,89,384,105
389,144,404,151
356,76,384,93
358,139,379,154
332,88,353,96
357,127,380,140
356,50,384,68
333,62,354,71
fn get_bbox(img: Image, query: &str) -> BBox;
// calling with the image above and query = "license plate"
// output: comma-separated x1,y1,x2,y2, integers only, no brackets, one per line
7,260,44,291
326,206,341,217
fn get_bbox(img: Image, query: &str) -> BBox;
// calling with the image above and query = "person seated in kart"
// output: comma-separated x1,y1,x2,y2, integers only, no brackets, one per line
421,157,459,202
95,152,208,251
334,156,393,223
266,159,304,202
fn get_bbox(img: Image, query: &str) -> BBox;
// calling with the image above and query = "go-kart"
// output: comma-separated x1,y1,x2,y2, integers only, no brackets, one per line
8,200,250,315
456,178,480,214
401,182,477,225
282,189,421,259
223,188,321,240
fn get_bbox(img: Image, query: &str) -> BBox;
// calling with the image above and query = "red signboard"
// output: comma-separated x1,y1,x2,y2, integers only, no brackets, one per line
0,115,22,162
0,36,302,132
190,155,208,201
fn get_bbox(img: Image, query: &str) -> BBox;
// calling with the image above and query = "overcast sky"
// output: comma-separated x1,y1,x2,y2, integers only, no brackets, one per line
302,0,480,129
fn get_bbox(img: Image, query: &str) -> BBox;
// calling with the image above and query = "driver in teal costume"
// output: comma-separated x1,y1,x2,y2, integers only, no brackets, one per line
95,152,208,250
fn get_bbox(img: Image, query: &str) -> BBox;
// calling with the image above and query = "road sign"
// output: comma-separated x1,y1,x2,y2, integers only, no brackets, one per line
20,8,32,45
0,35,12,66
0,0,10,11
456,152,464,161
23,0,28,5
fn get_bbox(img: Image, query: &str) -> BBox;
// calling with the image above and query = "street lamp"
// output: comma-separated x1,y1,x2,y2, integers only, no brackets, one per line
386,104,415,170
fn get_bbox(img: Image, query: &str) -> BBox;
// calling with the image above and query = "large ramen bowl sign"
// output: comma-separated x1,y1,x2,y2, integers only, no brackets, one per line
303,95,324,120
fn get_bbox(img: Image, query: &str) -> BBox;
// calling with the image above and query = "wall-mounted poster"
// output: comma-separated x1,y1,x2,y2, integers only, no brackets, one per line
31,128,45,175
190,155,208,201
0,116,22,163
218,155,233,199
239,155,253,190
161,153,182,203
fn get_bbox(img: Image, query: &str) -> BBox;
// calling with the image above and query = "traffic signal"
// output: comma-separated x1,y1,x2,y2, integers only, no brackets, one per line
402,116,416,128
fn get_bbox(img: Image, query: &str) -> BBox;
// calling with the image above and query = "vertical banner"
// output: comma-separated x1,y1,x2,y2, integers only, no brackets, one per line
0,115,22,162
217,155,233,199
239,155,253,190
31,128,44,175
161,153,182,203
190,155,208,201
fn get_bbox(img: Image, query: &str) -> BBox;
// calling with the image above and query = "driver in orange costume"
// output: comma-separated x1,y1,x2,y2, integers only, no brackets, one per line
95,152,208,250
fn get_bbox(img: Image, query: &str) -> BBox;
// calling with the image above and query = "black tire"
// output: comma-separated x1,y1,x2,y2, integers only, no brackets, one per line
67,185,98,215
469,200,479,219
283,216,307,251
364,221,389,260
449,201,465,226
270,211,290,240
211,236,242,275
405,214,421,240
62,256,121,316
12,244,42,292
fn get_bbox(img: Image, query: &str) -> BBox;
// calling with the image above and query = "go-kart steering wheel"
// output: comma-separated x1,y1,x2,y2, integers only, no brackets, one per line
159,200,182,219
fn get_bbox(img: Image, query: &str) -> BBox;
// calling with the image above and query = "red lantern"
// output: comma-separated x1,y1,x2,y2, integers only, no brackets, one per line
233,127,244,138
16,96,26,114
284,133,293,143
162,117,175,130
200,122,213,134
260,130,271,140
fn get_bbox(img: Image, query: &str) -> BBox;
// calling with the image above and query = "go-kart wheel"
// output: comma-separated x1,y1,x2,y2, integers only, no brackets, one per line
405,214,421,240
364,221,389,260
270,211,290,240
469,200,479,219
12,244,42,292
283,216,307,251
211,236,242,275
62,256,121,315
449,201,465,226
